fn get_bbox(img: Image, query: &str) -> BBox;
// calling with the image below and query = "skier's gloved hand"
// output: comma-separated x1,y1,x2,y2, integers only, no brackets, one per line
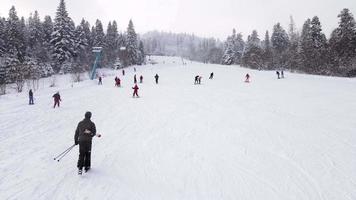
75,141,79,145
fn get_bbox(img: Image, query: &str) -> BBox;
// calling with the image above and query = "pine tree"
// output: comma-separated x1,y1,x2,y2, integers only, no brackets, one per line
6,6,26,62
329,8,356,74
104,21,119,66
92,19,105,47
0,17,6,56
73,18,89,70
28,11,45,61
262,31,273,69
222,29,245,65
299,19,314,73
242,30,263,69
138,41,145,64
126,19,139,66
271,23,290,69
5,6,27,91
287,16,300,70
51,0,75,72
310,16,327,74
233,32,245,64
222,33,234,65
43,16,54,46
42,16,54,63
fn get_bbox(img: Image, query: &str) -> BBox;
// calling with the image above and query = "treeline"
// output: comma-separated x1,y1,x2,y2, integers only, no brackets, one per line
0,0,145,94
144,9,356,77
223,9,356,77
142,31,224,64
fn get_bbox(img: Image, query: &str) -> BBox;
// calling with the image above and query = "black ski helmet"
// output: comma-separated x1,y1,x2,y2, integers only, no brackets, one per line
85,111,92,119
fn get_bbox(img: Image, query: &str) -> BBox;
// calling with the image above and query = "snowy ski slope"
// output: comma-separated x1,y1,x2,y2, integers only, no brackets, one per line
0,56,356,200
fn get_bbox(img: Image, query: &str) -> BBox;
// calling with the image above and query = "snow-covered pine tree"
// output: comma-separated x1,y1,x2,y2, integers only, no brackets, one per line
5,6,27,91
299,19,314,73
74,18,89,69
77,19,92,70
28,11,46,61
0,17,6,93
242,30,263,69
126,19,139,66
271,23,290,69
92,19,105,47
287,16,300,71
43,16,53,46
233,32,245,65
0,17,6,56
6,6,26,63
5,56,25,92
42,15,54,63
138,41,145,64
310,16,328,74
206,38,223,64
262,31,273,69
0,55,5,94
50,0,75,72
329,8,356,75
104,21,119,67
90,26,96,47
222,29,236,65
19,17,28,60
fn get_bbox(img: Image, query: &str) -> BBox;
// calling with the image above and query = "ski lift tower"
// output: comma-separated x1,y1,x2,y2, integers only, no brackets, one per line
91,47,103,80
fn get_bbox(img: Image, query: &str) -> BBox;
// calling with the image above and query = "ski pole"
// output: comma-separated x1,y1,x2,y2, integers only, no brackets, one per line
56,146,75,162
56,145,76,162
54,144,75,161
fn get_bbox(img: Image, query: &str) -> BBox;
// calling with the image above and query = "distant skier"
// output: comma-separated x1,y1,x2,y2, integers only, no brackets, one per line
122,69,125,76
154,74,159,84
139,75,143,83
132,84,139,98
209,72,214,79
117,77,121,87
52,92,61,108
134,67,136,72
115,77,121,87
134,74,137,84
74,111,101,175
198,76,202,84
98,76,103,85
281,70,284,78
194,75,199,84
276,71,280,79
245,73,250,82
29,89,34,105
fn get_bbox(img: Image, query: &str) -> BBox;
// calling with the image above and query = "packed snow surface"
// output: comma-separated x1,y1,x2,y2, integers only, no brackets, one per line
0,56,356,200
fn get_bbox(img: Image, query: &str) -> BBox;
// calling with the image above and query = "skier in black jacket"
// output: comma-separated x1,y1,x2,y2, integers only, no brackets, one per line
74,111,100,174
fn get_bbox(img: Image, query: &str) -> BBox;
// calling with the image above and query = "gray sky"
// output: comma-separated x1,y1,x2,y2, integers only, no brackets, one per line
1,0,355,40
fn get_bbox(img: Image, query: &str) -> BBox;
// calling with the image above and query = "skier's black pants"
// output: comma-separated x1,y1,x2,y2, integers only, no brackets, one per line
77,141,92,169
29,96,34,104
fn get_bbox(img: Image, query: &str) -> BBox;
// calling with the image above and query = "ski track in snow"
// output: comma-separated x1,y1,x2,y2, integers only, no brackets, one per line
1,56,356,200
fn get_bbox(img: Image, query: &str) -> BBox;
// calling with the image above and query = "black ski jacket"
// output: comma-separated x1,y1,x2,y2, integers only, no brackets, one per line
74,118,96,144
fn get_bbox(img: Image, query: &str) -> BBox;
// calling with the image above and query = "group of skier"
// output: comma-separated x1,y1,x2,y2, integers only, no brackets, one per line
28,65,289,175
194,72,214,84
133,74,144,84
194,75,202,84
27,69,284,107
276,70,285,79
114,76,121,87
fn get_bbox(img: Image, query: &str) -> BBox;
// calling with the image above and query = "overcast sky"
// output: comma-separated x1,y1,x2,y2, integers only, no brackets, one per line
0,0,355,40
